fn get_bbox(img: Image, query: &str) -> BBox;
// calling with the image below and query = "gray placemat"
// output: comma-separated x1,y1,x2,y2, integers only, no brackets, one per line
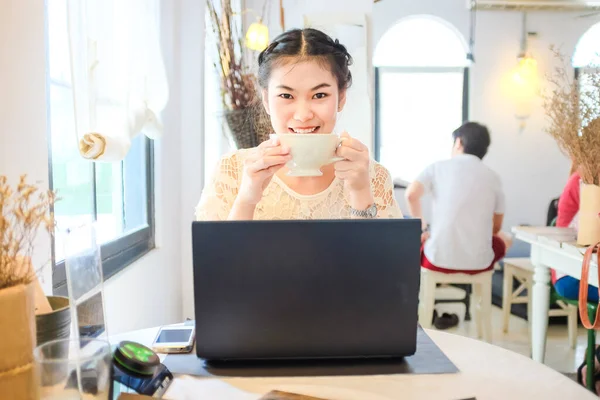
163,326,458,377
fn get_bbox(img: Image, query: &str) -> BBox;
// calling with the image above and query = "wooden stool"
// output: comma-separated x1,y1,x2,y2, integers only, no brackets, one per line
419,268,494,342
502,257,578,349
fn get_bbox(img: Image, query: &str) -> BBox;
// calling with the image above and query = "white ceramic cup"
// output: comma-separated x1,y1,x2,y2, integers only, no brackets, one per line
275,133,344,177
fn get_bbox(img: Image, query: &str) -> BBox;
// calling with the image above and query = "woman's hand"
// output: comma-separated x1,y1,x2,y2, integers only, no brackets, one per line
334,131,374,210
236,136,292,206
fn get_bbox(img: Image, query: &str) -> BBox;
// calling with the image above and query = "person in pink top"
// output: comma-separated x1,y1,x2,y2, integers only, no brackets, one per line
561,170,600,400
553,170,598,302
557,171,581,227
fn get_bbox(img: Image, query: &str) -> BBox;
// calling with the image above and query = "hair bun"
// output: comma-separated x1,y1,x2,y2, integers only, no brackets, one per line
332,38,351,66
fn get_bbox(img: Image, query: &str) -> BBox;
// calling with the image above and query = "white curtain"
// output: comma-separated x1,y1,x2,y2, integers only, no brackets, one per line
66,0,168,162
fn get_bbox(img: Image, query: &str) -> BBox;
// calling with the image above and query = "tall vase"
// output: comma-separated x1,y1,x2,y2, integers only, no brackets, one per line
0,283,38,400
224,108,259,149
577,183,600,246
224,108,271,149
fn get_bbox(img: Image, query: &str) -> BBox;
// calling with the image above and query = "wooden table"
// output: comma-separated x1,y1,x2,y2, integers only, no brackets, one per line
111,325,593,399
512,226,598,363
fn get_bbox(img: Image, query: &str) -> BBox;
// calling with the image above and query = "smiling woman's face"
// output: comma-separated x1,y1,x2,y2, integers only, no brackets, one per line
262,59,346,134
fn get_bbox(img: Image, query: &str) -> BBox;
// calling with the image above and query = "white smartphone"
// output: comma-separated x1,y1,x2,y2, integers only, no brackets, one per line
152,325,195,354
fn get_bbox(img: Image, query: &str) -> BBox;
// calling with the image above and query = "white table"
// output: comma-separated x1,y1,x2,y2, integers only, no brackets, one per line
512,226,598,363
111,326,593,399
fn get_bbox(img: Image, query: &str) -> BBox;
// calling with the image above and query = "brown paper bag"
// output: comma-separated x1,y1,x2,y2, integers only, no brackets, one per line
0,283,38,400
10,256,51,315
578,183,600,246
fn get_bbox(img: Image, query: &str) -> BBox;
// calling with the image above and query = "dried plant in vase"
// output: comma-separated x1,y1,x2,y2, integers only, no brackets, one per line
542,46,600,245
206,0,270,149
0,174,56,398
0,175,55,289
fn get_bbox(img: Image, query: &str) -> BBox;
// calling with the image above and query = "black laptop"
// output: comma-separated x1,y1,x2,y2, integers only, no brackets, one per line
191,219,421,361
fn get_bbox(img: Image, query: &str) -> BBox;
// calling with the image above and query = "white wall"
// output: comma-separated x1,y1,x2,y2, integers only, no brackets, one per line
0,0,205,334
0,0,52,291
177,0,206,322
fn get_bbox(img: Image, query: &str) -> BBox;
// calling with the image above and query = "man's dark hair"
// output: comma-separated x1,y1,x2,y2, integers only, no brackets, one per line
452,122,491,159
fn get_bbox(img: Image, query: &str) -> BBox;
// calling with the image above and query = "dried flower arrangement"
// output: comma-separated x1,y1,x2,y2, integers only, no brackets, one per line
206,0,257,111
542,47,600,186
205,0,270,149
0,175,55,290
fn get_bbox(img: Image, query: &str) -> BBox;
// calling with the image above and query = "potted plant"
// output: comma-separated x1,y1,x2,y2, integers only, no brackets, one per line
542,48,600,246
206,0,270,149
0,175,55,398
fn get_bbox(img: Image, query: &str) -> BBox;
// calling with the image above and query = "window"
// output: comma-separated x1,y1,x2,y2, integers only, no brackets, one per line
47,0,155,294
573,22,600,69
573,22,600,128
374,16,469,182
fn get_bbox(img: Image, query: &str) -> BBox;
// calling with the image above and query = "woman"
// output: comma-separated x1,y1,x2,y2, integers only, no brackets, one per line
554,169,597,302
196,28,401,221
556,168,600,392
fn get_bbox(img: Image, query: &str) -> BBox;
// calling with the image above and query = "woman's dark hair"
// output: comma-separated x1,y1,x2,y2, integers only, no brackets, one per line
257,28,353,91
452,122,491,159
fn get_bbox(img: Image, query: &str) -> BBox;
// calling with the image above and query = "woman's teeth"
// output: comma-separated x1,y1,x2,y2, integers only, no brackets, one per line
290,127,318,133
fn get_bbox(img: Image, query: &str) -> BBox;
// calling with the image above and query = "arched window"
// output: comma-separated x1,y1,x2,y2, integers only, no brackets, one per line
573,22,600,128
573,22,600,68
374,16,469,182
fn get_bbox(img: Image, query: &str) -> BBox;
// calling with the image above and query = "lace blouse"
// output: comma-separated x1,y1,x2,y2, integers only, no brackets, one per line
195,149,403,221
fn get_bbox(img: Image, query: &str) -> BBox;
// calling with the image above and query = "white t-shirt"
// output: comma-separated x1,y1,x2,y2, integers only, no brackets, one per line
417,154,505,270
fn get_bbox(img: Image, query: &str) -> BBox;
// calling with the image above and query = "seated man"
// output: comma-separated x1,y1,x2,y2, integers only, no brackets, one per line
406,122,509,276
